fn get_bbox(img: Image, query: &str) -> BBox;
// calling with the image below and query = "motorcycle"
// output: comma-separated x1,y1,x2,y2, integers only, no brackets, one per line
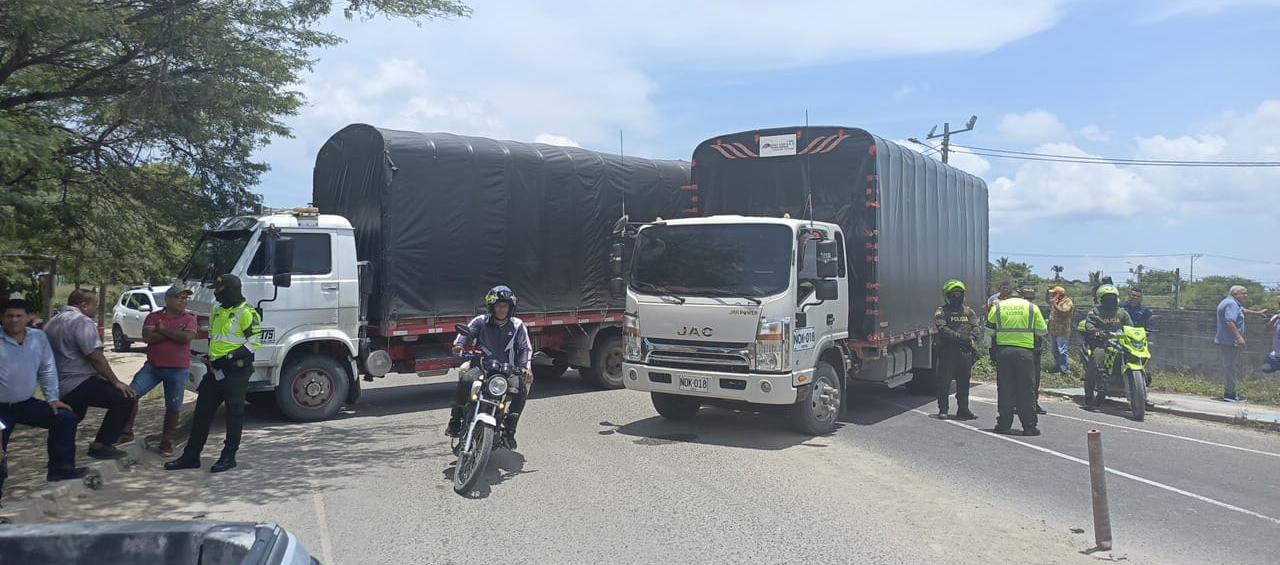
1078,323,1152,420
451,323,522,493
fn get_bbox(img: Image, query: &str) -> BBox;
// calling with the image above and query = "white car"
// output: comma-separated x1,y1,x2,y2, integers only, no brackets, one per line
111,286,169,352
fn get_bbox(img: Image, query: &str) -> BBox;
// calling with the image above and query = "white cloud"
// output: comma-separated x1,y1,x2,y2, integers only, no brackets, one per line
988,143,1161,223
1148,0,1280,21
896,138,992,177
998,110,1070,143
255,1,1073,204
1076,125,1111,142
534,134,580,148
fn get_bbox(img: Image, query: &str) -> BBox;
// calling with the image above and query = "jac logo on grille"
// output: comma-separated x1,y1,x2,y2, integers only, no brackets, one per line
677,326,714,337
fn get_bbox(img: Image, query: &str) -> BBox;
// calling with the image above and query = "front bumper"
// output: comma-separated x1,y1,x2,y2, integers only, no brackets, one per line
622,363,800,404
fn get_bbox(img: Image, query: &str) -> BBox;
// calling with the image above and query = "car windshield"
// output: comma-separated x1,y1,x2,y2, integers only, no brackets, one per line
152,293,166,307
176,230,253,283
631,223,792,298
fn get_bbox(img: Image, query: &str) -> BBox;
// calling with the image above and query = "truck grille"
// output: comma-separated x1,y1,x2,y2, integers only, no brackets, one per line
644,338,752,374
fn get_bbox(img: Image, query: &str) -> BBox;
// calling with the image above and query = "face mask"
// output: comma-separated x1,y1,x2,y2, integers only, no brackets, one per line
1101,296,1118,310
946,293,964,305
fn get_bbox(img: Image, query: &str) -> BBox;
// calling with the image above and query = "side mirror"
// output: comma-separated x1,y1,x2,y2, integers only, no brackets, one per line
609,277,626,299
610,242,625,276
815,279,838,301
816,240,840,279
454,323,472,338
272,273,292,288
273,237,295,275
138,304,152,312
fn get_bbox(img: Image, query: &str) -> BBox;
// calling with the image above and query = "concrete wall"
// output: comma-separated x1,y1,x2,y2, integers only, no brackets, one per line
1050,306,1274,383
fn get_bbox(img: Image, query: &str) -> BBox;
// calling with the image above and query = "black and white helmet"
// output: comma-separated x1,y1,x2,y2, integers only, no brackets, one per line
484,285,518,316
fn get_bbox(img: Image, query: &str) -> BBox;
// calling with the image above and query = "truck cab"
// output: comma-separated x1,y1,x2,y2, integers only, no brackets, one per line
621,215,850,434
176,209,379,421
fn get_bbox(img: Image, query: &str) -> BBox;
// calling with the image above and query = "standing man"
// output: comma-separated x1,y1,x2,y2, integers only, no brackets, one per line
987,282,1013,310
933,280,981,420
121,286,196,457
1215,285,1268,402
1124,288,1152,329
44,289,137,460
1020,286,1048,415
1047,286,1074,375
987,289,1048,436
166,275,261,473
1,299,86,500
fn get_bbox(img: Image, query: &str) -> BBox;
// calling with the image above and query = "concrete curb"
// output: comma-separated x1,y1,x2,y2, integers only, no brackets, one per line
1039,389,1280,432
0,405,196,524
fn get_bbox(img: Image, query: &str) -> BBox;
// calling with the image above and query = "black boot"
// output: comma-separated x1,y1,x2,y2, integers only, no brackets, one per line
446,418,462,438
164,454,201,471
502,414,520,450
210,453,237,473
955,407,978,421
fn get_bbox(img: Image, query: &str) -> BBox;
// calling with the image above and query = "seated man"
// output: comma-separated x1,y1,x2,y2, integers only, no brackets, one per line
0,299,86,500
44,289,137,460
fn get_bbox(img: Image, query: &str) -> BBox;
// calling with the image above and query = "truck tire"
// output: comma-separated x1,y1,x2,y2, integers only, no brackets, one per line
651,392,701,420
792,361,841,435
581,335,625,390
112,325,131,352
275,354,350,422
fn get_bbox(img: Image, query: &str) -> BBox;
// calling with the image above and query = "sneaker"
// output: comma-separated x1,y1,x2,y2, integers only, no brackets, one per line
47,467,90,482
1222,395,1247,403
87,445,129,460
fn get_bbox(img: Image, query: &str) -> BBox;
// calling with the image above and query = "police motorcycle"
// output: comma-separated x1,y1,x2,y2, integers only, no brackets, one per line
450,323,521,493
1078,319,1153,421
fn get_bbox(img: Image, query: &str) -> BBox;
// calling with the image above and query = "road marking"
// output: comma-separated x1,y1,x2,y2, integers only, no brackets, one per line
313,493,337,565
969,395,1280,459
896,403,1280,527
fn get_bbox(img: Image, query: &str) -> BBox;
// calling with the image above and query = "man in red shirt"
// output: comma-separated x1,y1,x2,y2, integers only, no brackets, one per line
120,286,196,456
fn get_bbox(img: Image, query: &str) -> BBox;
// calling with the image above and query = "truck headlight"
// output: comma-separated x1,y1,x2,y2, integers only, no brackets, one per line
753,318,790,371
624,312,642,362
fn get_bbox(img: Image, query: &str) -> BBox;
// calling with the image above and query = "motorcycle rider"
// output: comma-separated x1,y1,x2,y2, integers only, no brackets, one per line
933,280,981,420
447,286,533,448
1079,284,1133,410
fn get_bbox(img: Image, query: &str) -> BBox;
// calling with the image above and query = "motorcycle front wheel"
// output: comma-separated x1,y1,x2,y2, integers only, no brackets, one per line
1127,370,1147,422
453,425,495,494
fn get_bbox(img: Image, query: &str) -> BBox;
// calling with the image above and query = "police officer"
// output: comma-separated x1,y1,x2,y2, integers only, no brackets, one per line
166,274,262,473
934,280,981,420
1078,284,1133,411
1019,286,1049,416
987,287,1048,436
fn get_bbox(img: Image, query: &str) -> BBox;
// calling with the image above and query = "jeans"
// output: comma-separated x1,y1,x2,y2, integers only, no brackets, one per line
182,364,252,460
131,363,189,412
1219,344,1242,398
995,346,1038,431
62,376,136,445
0,398,80,495
1051,335,1070,374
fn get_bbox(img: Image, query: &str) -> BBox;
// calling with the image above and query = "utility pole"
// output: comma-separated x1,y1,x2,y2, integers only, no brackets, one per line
921,115,978,164
1173,267,1182,309
1190,254,1202,283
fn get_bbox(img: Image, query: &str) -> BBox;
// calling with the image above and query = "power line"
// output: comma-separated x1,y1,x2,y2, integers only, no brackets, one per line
953,146,1280,168
910,115,977,164
991,251,1195,259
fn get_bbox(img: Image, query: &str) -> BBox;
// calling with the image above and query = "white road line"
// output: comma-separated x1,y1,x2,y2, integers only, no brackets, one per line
896,403,1280,527
968,395,1280,459
313,493,337,565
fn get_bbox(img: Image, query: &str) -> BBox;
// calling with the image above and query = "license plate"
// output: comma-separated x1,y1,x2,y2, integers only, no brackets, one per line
677,375,710,393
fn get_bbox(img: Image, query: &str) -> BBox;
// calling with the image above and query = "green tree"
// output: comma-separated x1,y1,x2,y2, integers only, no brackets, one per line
1051,264,1064,282
1180,276,1266,310
1,0,469,282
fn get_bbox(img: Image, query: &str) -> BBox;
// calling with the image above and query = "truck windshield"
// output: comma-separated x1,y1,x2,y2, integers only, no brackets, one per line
176,230,253,283
632,224,792,298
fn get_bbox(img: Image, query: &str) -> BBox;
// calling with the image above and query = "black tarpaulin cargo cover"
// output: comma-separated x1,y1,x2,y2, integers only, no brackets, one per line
313,124,690,323
690,126,988,341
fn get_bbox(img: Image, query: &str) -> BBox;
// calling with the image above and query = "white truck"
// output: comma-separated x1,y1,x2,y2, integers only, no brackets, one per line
619,126,989,434
621,216,850,434
172,126,689,421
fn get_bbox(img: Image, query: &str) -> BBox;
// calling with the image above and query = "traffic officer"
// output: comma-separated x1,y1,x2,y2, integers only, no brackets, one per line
986,287,1048,436
166,274,262,473
933,280,981,420
1020,286,1049,416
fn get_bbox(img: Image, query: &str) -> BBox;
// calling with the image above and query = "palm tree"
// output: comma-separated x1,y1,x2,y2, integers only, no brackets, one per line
1052,265,1064,282
997,257,1010,270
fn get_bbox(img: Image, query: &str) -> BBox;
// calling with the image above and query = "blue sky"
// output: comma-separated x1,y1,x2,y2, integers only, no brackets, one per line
256,0,1280,287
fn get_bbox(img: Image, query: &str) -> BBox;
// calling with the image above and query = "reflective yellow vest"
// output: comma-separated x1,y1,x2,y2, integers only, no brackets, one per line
986,297,1047,349
209,302,262,360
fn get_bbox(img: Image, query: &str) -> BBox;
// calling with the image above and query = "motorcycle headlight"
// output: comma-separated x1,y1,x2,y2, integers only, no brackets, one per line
486,376,509,397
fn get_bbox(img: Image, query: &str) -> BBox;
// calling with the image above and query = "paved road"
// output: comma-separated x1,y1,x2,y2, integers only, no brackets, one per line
43,372,1280,564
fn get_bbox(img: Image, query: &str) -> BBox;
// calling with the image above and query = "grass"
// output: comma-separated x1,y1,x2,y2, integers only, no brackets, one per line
971,348,1280,406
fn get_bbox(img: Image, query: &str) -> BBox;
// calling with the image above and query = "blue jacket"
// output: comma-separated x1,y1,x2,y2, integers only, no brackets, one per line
453,315,532,369
1123,303,1152,328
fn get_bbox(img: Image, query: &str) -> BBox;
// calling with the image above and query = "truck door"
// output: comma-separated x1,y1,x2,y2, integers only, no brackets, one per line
796,231,848,360
245,231,339,343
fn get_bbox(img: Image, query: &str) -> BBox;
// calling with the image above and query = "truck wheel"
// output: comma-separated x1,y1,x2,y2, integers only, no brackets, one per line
792,361,841,435
112,325,131,352
581,335,625,390
651,392,701,420
276,354,350,422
